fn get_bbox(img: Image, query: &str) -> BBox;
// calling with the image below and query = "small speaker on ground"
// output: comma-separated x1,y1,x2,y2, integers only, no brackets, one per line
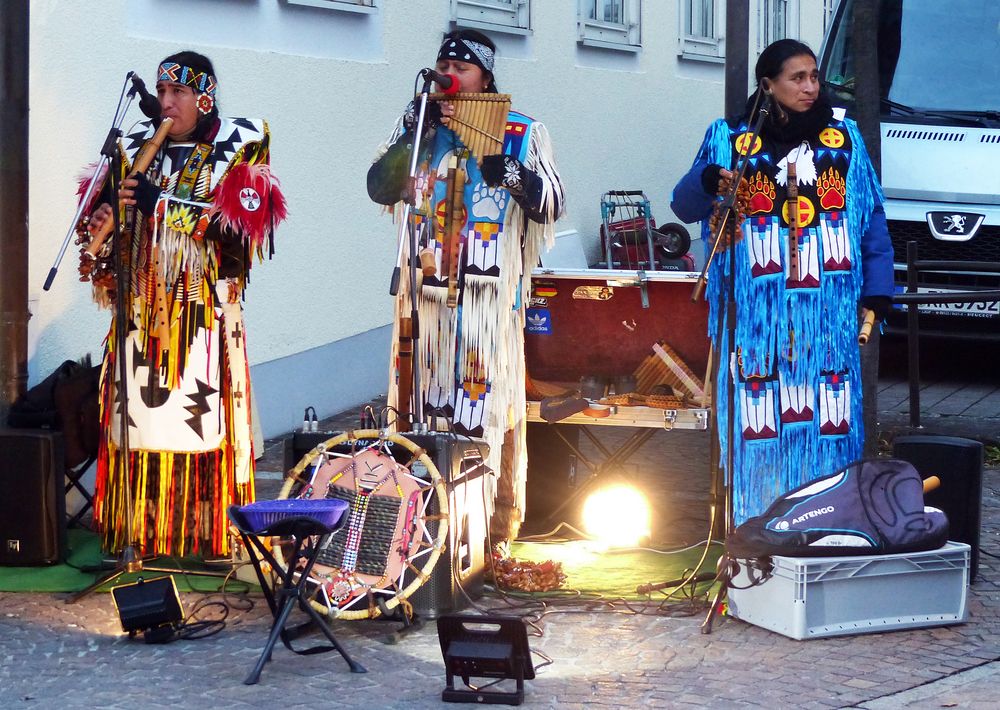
0,430,66,566
523,422,581,533
893,435,983,580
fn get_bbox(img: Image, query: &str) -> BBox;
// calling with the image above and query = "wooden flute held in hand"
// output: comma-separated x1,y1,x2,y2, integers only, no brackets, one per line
858,308,877,345
786,157,801,283
443,156,465,309
84,117,174,258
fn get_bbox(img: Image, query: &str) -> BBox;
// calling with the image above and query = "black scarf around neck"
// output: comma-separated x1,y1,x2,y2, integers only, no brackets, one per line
738,91,835,145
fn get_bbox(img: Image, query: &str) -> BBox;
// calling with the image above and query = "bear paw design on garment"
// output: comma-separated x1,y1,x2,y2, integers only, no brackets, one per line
471,185,507,221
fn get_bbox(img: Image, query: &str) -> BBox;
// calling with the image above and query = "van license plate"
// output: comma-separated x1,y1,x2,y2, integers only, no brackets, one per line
917,289,1000,318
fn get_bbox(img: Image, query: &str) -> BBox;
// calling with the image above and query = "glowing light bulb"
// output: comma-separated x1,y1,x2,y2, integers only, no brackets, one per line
582,485,651,548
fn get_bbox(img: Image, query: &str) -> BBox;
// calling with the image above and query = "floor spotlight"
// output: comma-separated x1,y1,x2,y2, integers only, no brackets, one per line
582,483,651,548
110,575,184,643
437,614,535,705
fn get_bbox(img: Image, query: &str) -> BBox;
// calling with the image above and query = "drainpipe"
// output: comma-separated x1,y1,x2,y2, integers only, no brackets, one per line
850,0,885,455
0,0,31,423
725,0,750,121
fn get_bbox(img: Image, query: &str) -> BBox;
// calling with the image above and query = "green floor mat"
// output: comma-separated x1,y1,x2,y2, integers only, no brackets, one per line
507,539,722,600
0,528,254,594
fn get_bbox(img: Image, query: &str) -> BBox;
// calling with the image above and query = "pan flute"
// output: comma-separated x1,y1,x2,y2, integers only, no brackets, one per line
431,92,511,162
633,341,705,399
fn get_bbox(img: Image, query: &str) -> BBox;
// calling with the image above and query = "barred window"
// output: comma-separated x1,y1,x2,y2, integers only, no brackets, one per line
757,0,801,52
578,0,642,52
286,0,377,13
680,0,722,61
823,0,837,33
452,0,531,35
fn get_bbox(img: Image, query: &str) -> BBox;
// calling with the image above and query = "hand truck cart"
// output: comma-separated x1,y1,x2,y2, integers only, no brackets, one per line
599,190,691,271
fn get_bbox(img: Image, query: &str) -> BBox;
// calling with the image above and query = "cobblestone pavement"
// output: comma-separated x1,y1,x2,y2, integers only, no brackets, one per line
2,394,999,709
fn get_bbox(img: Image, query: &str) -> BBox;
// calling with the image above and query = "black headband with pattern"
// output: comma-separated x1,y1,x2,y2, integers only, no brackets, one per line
437,38,494,73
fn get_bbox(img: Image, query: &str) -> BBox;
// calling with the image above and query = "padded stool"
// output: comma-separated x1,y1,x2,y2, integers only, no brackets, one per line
228,500,367,684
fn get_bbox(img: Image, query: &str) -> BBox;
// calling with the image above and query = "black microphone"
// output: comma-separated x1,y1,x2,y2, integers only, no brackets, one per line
420,68,461,95
130,73,162,120
760,78,788,125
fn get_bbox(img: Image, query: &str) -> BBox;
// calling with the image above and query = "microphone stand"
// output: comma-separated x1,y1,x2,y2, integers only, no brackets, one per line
387,69,440,433
63,76,225,603
43,73,137,293
691,90,774,634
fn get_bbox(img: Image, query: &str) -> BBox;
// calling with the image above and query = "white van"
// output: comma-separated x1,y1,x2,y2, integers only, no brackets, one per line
820,0,1000,336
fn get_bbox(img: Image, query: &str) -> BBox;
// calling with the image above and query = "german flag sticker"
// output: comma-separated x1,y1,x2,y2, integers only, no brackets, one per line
533,280,558,298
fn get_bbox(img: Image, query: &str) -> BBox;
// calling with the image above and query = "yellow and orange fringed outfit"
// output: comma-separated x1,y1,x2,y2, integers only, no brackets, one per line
79,117,286,556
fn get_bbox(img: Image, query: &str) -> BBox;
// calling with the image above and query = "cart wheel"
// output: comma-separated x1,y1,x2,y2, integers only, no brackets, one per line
654,222,691,259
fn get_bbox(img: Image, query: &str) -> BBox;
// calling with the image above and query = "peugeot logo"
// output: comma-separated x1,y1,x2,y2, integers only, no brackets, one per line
926,211,985,241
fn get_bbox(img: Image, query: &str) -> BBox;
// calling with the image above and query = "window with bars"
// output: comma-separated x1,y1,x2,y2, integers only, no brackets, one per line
452,0,530,34
757,0,801,52
822,0,837,33
760,0,787,48
680,0,722,61
286,0,377,13
578,0,642,52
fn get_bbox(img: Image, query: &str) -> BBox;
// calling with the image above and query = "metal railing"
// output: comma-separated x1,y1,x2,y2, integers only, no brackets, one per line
891,241,1000,426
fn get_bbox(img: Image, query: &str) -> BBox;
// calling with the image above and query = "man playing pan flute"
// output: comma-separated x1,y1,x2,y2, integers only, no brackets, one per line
367,29,565,542
78,51,286,557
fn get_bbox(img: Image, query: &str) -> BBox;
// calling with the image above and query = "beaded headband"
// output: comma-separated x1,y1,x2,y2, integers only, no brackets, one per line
157,62,218,114
156,62,218,96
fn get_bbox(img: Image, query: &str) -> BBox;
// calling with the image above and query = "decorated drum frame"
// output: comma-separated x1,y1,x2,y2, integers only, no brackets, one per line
276,429,449,620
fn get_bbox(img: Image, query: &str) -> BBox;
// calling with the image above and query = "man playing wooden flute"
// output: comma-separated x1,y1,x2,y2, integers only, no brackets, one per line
78,51,287,557
367,29,565,542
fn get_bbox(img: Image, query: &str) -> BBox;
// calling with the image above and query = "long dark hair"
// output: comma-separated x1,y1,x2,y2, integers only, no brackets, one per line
439,28,498,93
741,39,831,139
754,38,817,85
158,50,219,140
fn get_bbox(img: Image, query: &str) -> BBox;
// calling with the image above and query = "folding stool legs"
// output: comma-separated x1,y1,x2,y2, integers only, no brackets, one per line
301,596,367,674
244,595,299,685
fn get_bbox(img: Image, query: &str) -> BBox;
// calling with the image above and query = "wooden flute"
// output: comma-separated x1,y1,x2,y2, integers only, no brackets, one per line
858,308,877,345
83,116,174,259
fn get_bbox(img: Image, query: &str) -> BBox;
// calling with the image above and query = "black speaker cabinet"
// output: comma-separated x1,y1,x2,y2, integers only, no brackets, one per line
523,422,581,533
407,434,489,619
0,429,67,566
893,435,982,580
284,429,339,474
285,431,488,618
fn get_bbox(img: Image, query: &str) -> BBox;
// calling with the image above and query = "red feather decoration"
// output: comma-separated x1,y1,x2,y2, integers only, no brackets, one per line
76,161,109,214
209,162,288,250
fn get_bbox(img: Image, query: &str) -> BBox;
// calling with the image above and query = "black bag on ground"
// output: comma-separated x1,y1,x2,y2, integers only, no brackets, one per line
727,458,949,558
7,357,101,468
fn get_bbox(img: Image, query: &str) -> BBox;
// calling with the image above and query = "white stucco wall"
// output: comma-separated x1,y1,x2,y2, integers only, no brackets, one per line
26,0,826,435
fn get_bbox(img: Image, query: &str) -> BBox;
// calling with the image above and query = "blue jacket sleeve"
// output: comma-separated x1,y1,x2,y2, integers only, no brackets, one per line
860,204,895,298
671,159,717,224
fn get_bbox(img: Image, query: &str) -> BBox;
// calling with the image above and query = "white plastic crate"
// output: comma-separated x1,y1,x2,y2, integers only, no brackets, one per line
727,541,969,640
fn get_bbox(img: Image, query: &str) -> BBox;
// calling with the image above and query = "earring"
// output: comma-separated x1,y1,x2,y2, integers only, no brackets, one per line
196,93,215,115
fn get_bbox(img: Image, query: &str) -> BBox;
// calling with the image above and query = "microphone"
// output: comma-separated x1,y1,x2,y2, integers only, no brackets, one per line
130,73,162,120
421,68,461,95
760,78,788,125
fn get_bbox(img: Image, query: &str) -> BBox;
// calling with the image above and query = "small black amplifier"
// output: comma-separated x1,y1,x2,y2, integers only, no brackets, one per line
893,435,983,580
0,429,66,566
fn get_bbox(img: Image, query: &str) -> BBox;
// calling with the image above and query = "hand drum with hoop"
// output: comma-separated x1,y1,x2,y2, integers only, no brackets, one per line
276,430,449,621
